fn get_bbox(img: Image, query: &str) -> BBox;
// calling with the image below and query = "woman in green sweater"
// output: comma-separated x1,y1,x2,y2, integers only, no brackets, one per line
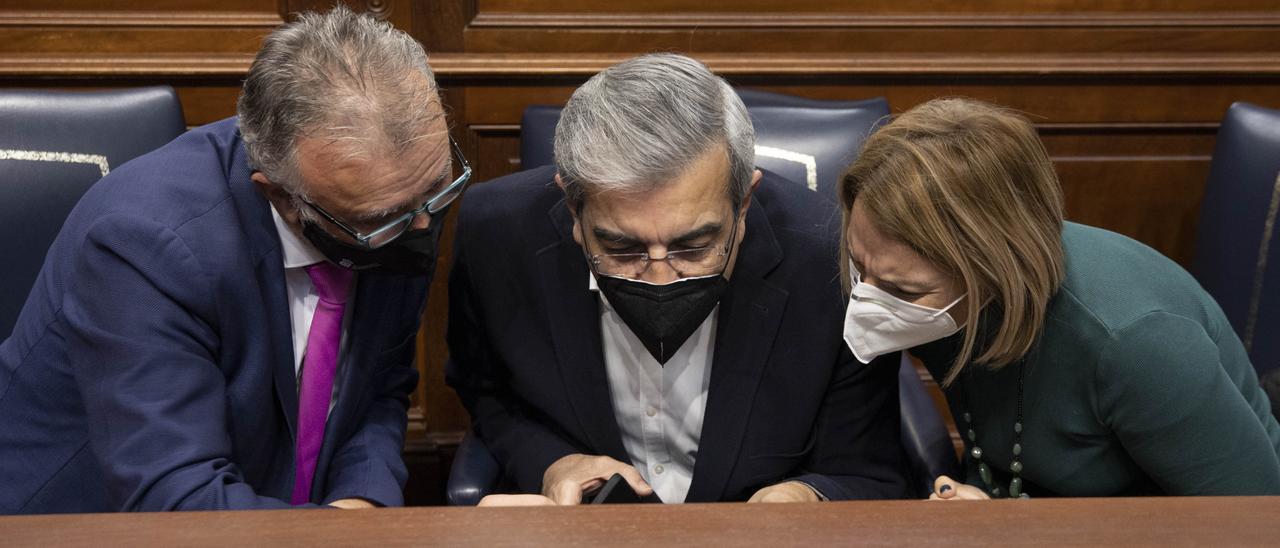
838,97,1280,498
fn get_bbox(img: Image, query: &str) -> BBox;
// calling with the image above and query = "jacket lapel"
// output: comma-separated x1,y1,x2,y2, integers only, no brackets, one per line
226,137,299,442
537,200,630,462
685,201,788,502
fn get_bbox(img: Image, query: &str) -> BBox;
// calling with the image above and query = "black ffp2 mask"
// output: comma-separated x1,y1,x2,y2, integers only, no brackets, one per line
595,273,728,365
302,216,443,276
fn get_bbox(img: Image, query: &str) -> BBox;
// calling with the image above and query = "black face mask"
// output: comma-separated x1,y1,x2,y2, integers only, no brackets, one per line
302,215,443,276
595,273,729,365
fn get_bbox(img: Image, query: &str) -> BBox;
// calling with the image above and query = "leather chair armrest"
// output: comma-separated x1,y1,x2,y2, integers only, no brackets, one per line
445,431,502,506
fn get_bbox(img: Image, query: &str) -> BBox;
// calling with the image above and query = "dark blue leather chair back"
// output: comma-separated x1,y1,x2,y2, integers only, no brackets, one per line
518,105,561,172
1192,102,1280,377
448,89,959,504
520,88,890,198
0,87,185,339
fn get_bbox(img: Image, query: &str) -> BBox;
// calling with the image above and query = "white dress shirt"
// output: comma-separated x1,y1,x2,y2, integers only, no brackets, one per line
590,274,716,503
271,205,354,414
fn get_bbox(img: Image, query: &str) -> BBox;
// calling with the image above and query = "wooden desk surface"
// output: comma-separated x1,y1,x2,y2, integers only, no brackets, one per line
2,497,1275,546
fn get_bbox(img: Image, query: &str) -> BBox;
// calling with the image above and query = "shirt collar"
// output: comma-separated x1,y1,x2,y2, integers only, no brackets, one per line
270,204,327,269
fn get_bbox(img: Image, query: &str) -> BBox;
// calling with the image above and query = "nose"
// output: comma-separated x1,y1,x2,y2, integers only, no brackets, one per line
410,211,432,231
639,255,680,285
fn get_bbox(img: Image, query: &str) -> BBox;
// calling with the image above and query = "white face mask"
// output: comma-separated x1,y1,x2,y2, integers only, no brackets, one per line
842,261,963,364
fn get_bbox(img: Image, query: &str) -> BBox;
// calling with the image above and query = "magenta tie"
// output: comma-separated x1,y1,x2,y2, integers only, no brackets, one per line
291,261,353,505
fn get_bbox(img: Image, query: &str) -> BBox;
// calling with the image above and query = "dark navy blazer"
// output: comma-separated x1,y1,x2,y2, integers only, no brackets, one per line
0,118,428,513
445,166,910,501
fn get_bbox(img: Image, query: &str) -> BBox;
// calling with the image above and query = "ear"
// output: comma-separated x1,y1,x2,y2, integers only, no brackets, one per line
555,173,585,247
251,172,301,227
738,169,763,219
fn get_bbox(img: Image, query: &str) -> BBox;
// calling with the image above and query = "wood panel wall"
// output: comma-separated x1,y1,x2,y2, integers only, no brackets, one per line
3,0,1278,504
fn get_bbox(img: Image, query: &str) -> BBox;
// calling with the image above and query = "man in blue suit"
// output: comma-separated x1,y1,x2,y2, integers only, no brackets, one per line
0,6,465,512
447,54,909,505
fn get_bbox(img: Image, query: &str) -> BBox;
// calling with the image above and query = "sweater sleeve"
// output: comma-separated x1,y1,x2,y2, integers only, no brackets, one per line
1095,311,1280,495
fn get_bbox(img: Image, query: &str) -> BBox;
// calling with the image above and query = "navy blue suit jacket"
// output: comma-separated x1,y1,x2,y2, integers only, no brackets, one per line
446,166,909,501
0,118,428,513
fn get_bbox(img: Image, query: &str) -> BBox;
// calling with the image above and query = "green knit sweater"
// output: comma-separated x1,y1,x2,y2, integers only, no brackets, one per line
914,222,1280,496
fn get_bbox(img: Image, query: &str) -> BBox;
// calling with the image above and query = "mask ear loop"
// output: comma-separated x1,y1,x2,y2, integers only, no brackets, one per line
714,206,745,279
575,208,606,279
930,293,967,318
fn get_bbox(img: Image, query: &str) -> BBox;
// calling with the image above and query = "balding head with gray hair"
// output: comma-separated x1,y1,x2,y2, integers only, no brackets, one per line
555,54,756,210
237,5,441,196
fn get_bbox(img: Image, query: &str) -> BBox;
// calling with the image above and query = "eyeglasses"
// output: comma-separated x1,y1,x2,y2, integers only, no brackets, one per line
301,137,472,249
587,212,740,279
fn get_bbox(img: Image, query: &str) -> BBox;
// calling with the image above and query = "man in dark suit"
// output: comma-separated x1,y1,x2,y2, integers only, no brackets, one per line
0,6,464,512
446,54,908,505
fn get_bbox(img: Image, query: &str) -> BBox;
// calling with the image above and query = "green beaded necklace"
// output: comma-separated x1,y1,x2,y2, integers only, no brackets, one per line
956,362,1029,499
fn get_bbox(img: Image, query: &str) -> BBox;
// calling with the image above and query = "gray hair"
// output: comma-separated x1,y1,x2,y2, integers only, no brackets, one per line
554,53,755,210
237,4,441,197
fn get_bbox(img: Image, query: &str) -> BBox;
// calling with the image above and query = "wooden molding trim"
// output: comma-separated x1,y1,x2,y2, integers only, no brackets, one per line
426,430,466,447
2,52,1277,79
470,11,1280,29
426,53,1280,78
0,54,255,77
1038,122,1220,131
0,11,284,28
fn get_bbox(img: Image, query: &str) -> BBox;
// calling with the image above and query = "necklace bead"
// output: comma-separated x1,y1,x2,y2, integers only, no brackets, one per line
954,362,1028,499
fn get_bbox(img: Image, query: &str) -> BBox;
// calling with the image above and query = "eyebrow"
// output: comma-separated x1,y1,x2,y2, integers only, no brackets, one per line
593,222,724,248
353,165,451,223
846,238,935,294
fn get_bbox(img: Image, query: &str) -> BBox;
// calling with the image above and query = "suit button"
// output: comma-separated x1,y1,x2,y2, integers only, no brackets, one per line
646,406,657,417
654,464,665,475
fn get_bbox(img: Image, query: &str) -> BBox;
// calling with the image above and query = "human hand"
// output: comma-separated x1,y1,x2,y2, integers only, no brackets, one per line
478,494,558,507
747,481,820,503
328,498,377,509
928,475,991,501
542,454,652,505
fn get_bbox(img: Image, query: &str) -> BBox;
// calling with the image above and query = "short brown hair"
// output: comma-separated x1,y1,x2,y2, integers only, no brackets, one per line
838,98,1065,386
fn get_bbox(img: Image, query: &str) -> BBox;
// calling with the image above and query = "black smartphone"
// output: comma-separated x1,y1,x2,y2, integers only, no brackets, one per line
587,473,659,504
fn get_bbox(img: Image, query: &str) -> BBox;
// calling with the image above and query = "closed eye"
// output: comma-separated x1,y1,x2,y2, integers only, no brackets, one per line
882,284,929,301
670,240,712,251
603,244,644,254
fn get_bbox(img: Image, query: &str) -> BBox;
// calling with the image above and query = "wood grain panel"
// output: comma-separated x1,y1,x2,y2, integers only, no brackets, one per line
1039,123,1217,157
1059,159,1210,266
5,497,1278,546
470,125,523,182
